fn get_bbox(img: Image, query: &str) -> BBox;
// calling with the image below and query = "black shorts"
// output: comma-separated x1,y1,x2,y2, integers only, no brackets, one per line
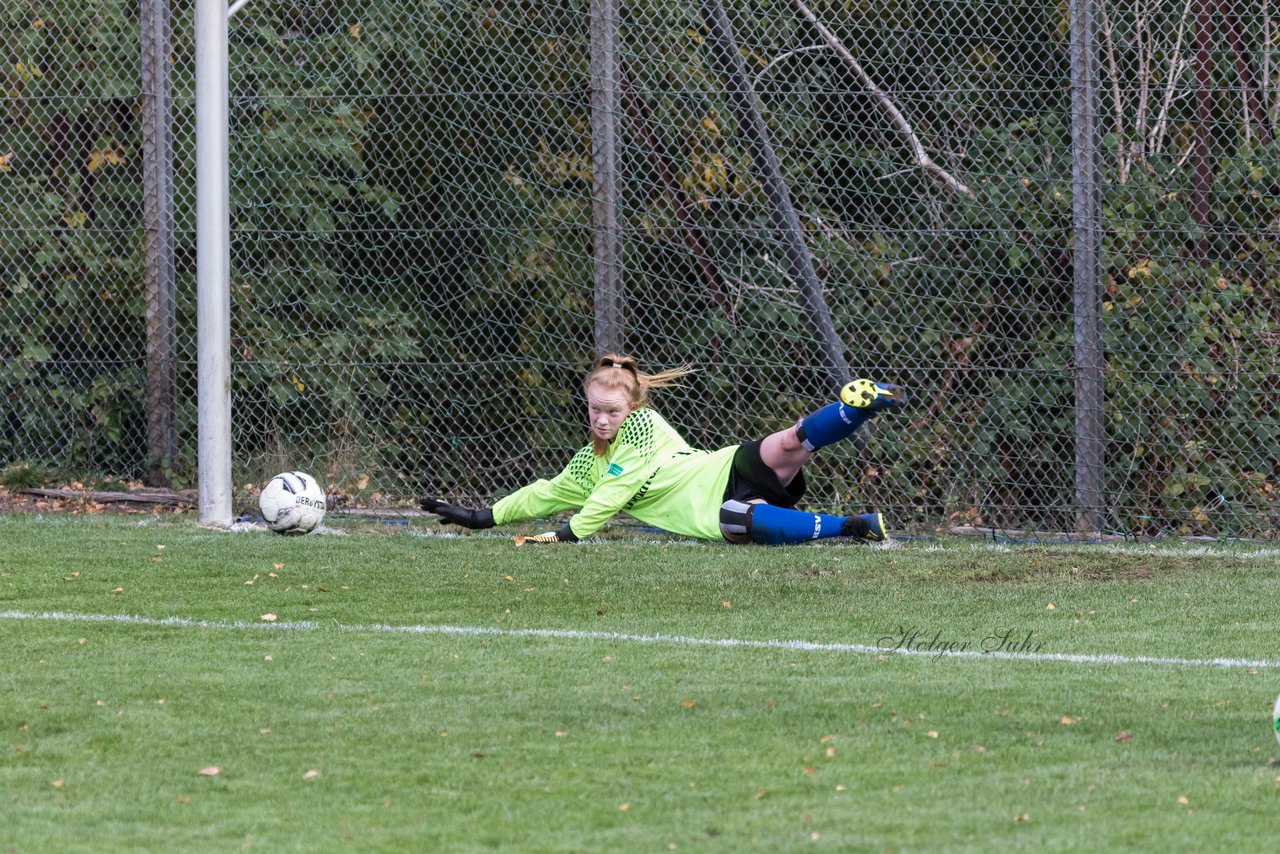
721,439,806,508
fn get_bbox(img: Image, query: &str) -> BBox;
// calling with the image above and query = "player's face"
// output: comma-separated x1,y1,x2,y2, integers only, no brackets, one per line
586,384,634,442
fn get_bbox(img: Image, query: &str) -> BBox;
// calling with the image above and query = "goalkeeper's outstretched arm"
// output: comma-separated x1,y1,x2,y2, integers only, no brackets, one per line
420,471,586,535
418,497,495,529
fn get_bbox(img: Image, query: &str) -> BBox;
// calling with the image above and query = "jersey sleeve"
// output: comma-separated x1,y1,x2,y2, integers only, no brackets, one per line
491,446,596,525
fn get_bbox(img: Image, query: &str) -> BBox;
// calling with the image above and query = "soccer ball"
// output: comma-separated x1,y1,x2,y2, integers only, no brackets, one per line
259,471,326,535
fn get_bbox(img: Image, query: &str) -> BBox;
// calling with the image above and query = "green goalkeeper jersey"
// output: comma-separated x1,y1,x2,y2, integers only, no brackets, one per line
491,408,736,540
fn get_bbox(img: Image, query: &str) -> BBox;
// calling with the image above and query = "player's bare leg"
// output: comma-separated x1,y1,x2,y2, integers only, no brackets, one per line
761,379,906,485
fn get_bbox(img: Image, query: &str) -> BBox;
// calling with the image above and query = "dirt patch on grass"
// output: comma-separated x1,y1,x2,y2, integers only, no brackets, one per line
966,551,1192,583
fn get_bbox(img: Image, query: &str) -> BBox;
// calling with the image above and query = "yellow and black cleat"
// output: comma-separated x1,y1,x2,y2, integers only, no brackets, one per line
840,379,907,411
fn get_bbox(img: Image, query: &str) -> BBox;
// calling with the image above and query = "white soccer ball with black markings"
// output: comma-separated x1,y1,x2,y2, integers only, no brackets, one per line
259,471,327,535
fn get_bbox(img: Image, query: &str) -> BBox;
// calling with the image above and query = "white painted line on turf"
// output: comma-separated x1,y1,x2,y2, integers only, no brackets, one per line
1,609,1276,670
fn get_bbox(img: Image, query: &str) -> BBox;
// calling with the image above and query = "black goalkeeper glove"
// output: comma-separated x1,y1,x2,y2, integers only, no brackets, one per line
514,524,579,545
418,497,495,530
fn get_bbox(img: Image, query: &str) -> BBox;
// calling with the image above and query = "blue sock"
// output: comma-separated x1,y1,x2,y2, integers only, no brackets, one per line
748,502,847,545
796,401,870,452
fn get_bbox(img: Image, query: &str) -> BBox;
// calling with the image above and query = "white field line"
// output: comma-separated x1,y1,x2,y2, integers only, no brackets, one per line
1,609,1277,670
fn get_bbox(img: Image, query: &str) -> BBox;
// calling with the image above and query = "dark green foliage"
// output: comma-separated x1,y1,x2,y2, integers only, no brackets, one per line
0,2,148,477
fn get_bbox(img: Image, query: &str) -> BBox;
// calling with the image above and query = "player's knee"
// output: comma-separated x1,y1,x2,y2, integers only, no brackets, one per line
719,499,754,544
779,423,805,453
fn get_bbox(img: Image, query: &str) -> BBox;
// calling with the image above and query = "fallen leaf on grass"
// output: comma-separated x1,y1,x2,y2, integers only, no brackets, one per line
260,613,277,622
303,769,320,780
197,766,221,777
1114,731,1133,742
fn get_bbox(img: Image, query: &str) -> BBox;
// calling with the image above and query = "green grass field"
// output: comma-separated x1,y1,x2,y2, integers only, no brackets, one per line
2,512,1279,852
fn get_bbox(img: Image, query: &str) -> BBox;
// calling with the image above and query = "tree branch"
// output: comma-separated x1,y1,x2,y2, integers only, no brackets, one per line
1149,0,1195,159
1099,0,1131,183
788,0,973,198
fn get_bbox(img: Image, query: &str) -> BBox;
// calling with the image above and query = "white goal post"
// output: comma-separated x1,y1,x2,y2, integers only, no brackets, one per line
194,0,233,527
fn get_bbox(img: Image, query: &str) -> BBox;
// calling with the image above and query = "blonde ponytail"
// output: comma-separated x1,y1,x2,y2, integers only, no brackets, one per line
585,353,694,409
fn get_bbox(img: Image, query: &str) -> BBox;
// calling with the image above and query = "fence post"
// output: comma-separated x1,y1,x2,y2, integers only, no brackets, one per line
589,0,625,355
195,0,232,527
1069,0,1105,536
140,0,177,488
698,0,850,389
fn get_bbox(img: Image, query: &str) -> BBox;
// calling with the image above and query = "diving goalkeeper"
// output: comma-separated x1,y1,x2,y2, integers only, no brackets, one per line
419,354,905,545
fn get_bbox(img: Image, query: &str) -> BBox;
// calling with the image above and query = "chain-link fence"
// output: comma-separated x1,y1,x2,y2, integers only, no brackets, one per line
2,0,1277,538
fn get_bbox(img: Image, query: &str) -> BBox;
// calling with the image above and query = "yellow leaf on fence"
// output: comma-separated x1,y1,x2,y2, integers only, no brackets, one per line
87,149,124,173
